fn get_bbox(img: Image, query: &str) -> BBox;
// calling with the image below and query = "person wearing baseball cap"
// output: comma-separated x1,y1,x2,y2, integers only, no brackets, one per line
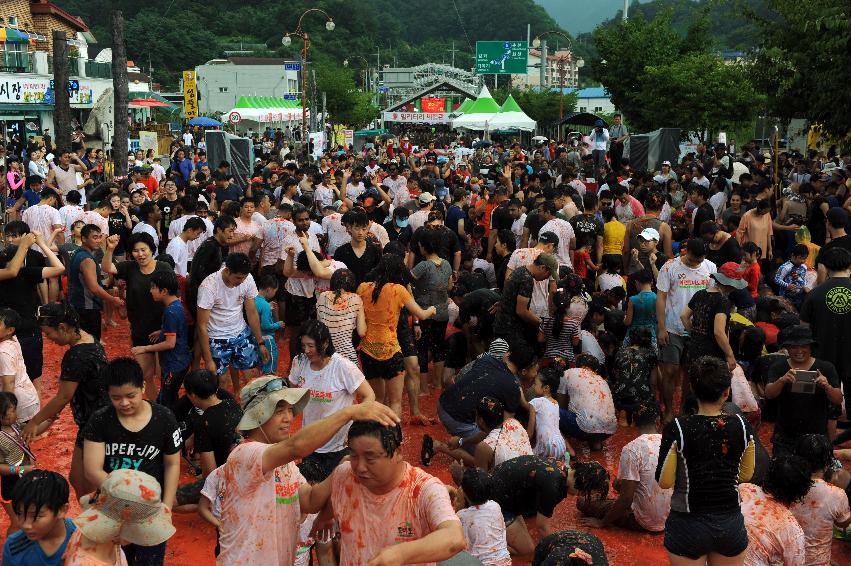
217,376,397,565
66,469,175,565
681,262,746,371
494,252,558,351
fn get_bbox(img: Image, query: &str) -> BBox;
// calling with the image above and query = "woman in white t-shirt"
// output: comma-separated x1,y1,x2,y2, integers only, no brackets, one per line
287,320,375,479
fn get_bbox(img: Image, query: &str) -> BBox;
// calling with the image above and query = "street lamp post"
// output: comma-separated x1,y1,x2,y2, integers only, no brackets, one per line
282,8,335,155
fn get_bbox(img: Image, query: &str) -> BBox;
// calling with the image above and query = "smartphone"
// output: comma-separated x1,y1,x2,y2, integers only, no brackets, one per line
791,370,817,394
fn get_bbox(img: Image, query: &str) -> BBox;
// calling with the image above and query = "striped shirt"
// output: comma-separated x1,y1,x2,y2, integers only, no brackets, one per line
316,291,362,365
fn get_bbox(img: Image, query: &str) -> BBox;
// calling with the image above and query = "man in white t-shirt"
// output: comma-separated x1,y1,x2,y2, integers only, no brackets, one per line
656,238,716,422
578,402,672,532
165,216,206,277
196,253,269,392
537,201,575,267
151,158,167,184
508,199,526,247
22,188,64,252
182,130,194,148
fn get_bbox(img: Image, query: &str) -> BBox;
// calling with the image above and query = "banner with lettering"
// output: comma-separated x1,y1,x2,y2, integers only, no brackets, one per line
183,70,198,119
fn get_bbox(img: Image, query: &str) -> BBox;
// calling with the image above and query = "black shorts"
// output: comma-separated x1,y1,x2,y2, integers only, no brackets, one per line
76,308,102,342
664,509,748,560
1,474,18,502
285,294,316,326
299,448,350,482
417,319,448,373
445,333,467,369
17,332,43,381
396,314,417,358
359,351,404,380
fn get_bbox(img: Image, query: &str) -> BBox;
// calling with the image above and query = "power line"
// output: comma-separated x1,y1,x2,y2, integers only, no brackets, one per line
450,0,473,51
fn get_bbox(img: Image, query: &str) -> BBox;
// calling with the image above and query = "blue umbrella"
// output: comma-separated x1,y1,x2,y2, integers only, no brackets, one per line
188,116,222,127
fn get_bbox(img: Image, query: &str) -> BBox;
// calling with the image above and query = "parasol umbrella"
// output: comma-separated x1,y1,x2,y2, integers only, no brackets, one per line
188,116,223,127
129,98,172,108
532,135,549,143
472,140,492,148
379,133,397,141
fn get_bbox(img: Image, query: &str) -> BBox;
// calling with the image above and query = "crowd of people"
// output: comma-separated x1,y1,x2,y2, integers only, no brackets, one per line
0,121,847,566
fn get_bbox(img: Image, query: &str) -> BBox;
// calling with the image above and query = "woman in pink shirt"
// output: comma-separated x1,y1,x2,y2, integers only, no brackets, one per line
737,200,774,261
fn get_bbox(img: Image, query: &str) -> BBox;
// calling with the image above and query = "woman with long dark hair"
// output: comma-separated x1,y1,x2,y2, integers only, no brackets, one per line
538,289,580,367
357,253,436,417
316,268,366,366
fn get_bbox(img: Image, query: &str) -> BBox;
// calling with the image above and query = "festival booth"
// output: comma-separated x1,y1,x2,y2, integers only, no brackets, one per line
205,130,253,189
488,94,536,132
225,96,303,132
624,128,681,173
450,85,501,131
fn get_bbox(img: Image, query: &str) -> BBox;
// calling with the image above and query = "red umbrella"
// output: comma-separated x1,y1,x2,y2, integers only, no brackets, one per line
129,98,172,108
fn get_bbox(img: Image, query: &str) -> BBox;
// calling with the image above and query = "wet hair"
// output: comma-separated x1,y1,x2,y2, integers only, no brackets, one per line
0,308,21,332
258,274,279,291
3,220,30,237
735,325,765,362
575,353,602,374
475,396,505,430
183,369,218,399
633,269,653,285
344,209,369,228
496,229,516,254
417,228,442,256
601,206,616,222
156,253,175,269
688,356,731,402
295,251,311,273
11,470,69,519
741,241,762,259
572,461,610,497
127,232,156,255
225,252,251,275
550,290,571,340
149,270,179,296
602,255,621,274
632,400,660,427
794,434,833,475
213,214,237,233
382,240,407,260
330,268,357,301
184,216,206,233
370,253,410,304
297,459,327,484
104,357,144,389
37,302,80,332
65,190,82,205
80,223,102,239
684,238,706,258
460,468,491,506
538,365,562,395
138,201,157,223
507,343,537,372
763,455,814,505
820,247,851,272
347,420,403,457
299,320,335,358
791,244,809,258
0,391,17,419
629,326,652,349
222,201,241,218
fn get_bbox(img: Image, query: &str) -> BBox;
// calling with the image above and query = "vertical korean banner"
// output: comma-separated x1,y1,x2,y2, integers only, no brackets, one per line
183,70,198,119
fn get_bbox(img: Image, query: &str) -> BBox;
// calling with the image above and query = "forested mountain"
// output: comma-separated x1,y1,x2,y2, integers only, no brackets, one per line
54,0,573,87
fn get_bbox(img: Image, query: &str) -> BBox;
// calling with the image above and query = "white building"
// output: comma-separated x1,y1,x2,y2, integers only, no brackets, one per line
556,87,617,115
195,57,300,115
517,48,580,89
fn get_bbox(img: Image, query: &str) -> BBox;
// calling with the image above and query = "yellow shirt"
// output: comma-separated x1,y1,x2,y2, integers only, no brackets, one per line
603,220,626,255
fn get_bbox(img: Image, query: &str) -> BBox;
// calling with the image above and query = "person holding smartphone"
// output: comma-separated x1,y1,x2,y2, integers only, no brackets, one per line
764,325,843,458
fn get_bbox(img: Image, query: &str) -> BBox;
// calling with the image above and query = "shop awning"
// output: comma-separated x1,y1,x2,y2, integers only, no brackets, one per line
128,91,176,108
0,103,53,112
0,28,31,44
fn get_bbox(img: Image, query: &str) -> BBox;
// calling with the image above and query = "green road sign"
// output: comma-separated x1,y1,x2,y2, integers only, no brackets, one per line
475,41,528,75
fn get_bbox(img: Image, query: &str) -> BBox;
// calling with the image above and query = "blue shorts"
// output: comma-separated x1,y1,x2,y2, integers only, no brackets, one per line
260,335,278,374
559,408,612,443
209,327,258,376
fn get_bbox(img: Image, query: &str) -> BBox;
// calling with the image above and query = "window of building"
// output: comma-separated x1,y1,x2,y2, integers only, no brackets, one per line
219,86,228,93
7,16,17,26
3,42,28,70
594,106,603,112
579,107,587,112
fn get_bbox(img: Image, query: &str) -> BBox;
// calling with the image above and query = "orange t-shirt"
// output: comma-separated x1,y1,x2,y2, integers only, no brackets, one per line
139,176,158,199
356,282,411,360
331,461,460,566
217,442,306,566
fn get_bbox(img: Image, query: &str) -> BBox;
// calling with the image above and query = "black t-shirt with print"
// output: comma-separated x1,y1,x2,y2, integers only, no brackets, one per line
800,278,851,377
493,266,534,337
157,197,180,241
569,213,605,246
490,455,567,518
686,290,730,360
107,212,130,254
60,342,109,427
191,393,243,467
83,402,182,489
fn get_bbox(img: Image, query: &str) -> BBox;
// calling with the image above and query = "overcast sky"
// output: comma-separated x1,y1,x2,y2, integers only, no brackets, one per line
536,0,651,34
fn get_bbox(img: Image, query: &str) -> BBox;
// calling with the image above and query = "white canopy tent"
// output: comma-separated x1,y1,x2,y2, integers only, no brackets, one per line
451,85,501,130
488,94,536,132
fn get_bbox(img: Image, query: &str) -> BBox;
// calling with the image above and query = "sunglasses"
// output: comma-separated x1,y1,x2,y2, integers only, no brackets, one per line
243,377,286,410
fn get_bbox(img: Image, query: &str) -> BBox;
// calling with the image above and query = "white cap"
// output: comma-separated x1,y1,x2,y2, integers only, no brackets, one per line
662,160,671,166
639,227,660,241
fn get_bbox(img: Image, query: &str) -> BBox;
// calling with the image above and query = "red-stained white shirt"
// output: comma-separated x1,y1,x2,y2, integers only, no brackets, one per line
739,483,805,566
618,433,672,532
330,461,459,566
790,479,851,566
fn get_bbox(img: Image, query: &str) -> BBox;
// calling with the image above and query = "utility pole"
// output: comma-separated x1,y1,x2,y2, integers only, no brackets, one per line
623,0,629,20
539,39,547,89
111,11,129,177
52,31,71,151
447,41,458,68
